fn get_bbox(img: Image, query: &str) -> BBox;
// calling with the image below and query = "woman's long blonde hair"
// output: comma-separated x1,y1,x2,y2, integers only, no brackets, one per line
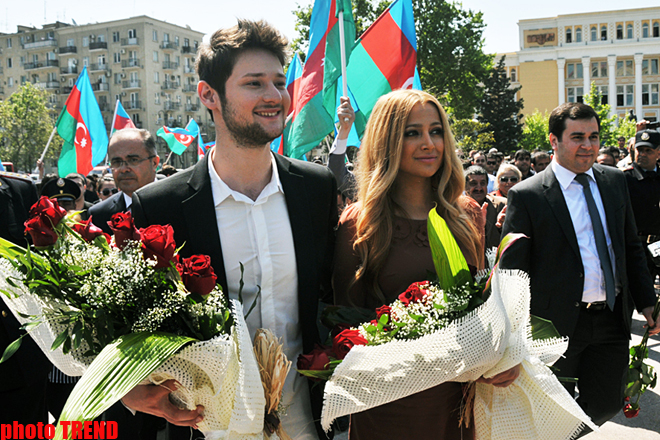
353,89,482,302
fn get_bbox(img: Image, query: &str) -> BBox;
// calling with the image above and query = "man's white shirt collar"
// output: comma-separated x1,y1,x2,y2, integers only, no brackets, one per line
208,151,284,206
552,159,596,191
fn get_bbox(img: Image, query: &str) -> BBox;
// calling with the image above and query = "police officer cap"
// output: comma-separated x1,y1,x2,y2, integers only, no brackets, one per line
41,177,81,202
635,129,660,150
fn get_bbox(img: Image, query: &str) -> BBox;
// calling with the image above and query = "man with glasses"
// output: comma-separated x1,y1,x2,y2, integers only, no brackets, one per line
89,128,159,234
464,166,506,250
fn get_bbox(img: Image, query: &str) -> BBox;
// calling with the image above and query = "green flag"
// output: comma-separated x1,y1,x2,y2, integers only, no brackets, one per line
322,0,356,117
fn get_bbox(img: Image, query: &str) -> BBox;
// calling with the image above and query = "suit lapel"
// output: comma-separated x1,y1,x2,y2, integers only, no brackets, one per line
181,154,228,291
542,168,581,259
274,154,317,326
115,192,127,212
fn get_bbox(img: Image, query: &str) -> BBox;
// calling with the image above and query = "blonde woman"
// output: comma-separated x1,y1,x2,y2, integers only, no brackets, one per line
491,163,522,198
332,90,519,439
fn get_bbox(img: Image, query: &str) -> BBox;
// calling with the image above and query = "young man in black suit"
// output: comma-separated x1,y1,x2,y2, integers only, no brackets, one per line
88,129,159,234
126,20,336,439
501,102,659,428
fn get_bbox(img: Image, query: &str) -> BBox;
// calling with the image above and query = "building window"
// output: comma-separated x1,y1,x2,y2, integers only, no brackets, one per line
114,52,121,63
566,28,572,43
617,85,634,106
652,59,659,75
175,36,179,46
510,68,516,82
153,30,158,42
163,33,170,42
114,73,121,84
616,25,623,40
113,32,120,43
8,77,13,87
6,38,11,48
184,38,190,47
566,63,583,79
627,24,633,39
154,72,159,83
643,24,650,38
153,51,158,62
98,34,105,42
577,63,583,79
66,38,74,47
591,26,597,41
83,57,89,67
598,86,608,105
576,27,582,42
654,22,660,38
155,93,160,104
601,26,607,41
592,61,607,78
20,76,26,85
617,60,634,77
128,29,136,39
82,37,89,47
567,87,584,103
7,58,12,68
652,84,659,105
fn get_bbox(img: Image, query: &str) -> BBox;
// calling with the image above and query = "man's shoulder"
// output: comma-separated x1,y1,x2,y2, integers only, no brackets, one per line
135,164,197,200
88,192,122,215
0,172,35,189
275,154,334,180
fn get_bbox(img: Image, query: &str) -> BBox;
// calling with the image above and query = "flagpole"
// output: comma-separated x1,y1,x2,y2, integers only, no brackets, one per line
38,127,58,164
164,151,173,165
109,99,120,139
338,10,348,98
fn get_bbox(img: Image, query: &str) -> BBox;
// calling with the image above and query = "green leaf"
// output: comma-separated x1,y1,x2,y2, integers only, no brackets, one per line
296,368,335,381
530,315,562,341
427,208,471,290
51,329,69,351
54,332,196,440
0,237,29,262
0,336,23,363
496,232,527,262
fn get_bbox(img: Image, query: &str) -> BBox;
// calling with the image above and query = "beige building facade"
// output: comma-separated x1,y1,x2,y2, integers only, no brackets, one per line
499,7,660,123
0,16,210,166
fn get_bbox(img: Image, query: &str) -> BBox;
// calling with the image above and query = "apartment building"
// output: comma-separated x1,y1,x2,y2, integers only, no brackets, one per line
498,7,660,122
0,16,210,165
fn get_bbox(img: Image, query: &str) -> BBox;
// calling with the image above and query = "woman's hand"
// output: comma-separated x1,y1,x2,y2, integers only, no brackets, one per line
477,364,520,388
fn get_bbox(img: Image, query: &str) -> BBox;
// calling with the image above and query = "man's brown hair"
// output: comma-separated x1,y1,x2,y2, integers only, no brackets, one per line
196,19,288,101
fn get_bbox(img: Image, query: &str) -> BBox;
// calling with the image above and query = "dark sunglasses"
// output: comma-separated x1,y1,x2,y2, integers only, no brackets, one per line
101,188,119,196
499,176,519,183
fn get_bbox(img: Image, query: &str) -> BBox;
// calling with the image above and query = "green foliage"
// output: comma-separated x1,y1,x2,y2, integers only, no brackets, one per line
478,56,524,152
451,119,494,153
519,111,551,152
612,115,637,144
0,82,62,173
583,82,619,147
290,0,492,118
427,208,471,290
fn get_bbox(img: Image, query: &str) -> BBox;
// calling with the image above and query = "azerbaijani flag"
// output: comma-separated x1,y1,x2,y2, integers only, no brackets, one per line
346,0,419,122
110,99,136,137
56,66,108,177
322,0,356,117
197,122,215,161
156,119,200,155
272,54,303,154
283,0,339,159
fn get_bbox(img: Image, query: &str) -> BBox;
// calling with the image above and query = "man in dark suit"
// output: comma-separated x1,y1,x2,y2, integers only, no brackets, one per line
125,20,336,440
88,129,159,234
501,102,659,428
0,172,52,424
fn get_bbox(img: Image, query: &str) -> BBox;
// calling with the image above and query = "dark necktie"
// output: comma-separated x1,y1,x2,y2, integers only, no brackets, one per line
574,173,615,311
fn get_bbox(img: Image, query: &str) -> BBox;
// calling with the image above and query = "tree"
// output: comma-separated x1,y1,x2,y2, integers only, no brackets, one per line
519,111,551,152
583,82,618,147
612,115,637,144
477,56,524,153
291,0,492,118
0,83,62,173
451,119,494,153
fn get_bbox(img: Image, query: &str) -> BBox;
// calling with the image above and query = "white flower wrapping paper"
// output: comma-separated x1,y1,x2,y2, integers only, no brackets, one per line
0,260,266,440
321,269,599,440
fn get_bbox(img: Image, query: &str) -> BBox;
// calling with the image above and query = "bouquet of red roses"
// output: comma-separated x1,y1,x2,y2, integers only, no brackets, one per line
0,197,266,440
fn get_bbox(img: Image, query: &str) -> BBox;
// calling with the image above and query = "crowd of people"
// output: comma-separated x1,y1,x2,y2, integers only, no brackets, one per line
1,18,660,440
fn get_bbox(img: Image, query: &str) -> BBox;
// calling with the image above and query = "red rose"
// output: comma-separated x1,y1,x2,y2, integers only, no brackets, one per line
375,305,391,320
623,403,639,418
108,212,140,249
29,196,67,227
140,224,176,269
24,216,58,247
332,329,368,360
297,345,332,371
330,323,352,340
398,282,428,306
72,217,108,242
181,255,217,296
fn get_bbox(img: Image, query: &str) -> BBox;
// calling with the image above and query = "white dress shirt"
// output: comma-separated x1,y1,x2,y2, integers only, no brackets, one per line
208,153,316,439
552,160,618,303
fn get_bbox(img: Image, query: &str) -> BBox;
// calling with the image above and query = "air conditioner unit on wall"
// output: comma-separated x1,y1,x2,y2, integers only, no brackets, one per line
120,49,126,54
60,77,66,82
120,73,126,78
105,71,111,77
121,92,126,96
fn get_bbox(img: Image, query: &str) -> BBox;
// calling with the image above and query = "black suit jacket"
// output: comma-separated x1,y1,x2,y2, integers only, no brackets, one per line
132,152,337,439
88,192,127,234
500,164,656,339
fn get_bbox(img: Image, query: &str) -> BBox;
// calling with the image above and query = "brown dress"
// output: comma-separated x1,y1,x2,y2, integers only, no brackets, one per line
332,203,476,440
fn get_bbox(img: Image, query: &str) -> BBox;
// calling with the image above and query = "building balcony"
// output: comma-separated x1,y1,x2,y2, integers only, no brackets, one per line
162,61,179,70
121,59,141,69
134,121,143,129
98,102,111,112
161,81,179,90
24,62,44,70
24,39,57,50
89,41,108,51
45,81,60,89
89,63,109,72
183,65,195,74
160,41,179,50
121,37,139,46
91,83,110,92
181,46,195,54
123,100,142,110
185,103,200,112
61,86,73,94
59,46,77,55
182,84,197,93
61,66,78,75
122,80,141,89
164,101,181,111
0,87,5,95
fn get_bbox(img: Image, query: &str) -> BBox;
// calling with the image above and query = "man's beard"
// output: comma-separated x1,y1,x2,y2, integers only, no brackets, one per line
221,95,284,149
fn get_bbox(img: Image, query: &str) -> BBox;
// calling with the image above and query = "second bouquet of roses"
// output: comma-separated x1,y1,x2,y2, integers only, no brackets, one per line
0,197,266,440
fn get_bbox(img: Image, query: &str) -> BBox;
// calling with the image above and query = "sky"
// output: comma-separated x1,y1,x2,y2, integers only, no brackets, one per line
1,1,659,54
